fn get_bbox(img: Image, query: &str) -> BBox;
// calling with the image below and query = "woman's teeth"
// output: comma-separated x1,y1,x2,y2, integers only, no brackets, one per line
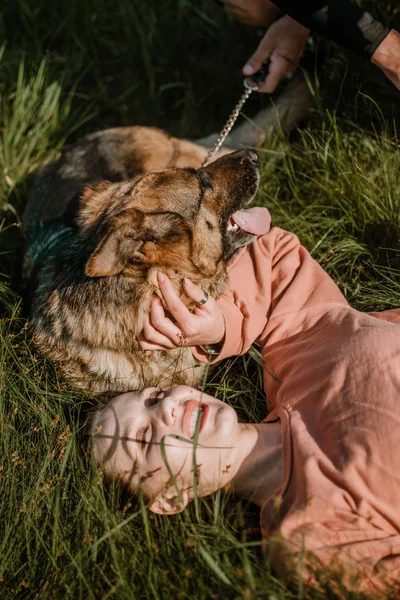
189,406,204,439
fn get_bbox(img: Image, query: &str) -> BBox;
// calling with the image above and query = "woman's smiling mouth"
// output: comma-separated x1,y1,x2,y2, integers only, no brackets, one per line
183,400,209,439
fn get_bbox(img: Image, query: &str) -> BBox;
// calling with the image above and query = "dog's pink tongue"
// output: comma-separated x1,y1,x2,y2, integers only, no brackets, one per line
232,207,271,235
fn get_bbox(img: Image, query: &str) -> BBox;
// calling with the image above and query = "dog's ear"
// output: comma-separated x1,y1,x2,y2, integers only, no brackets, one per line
78,182,117,231
85,225,142,277
80,182,110,204
76,181,130,234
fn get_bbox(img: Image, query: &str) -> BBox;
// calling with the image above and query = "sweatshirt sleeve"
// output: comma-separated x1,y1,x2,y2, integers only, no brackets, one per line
192,227,347,363
272,0,391,59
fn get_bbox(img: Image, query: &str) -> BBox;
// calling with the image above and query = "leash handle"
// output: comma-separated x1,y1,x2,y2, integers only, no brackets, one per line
247,59,271,87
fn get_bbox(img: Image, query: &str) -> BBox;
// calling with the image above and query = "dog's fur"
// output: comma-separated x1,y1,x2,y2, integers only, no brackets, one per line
22,74,313,394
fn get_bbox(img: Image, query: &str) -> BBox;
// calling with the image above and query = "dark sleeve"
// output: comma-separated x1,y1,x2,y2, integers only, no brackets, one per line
271,0,391,59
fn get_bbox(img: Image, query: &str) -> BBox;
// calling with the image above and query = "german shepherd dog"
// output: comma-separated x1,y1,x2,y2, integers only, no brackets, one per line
22,75,312,394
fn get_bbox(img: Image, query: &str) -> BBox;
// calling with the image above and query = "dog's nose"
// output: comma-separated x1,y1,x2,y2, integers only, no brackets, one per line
236,149,259,164
245,149,259,164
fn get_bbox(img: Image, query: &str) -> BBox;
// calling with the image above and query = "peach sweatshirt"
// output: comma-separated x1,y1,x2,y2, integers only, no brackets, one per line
194,228,400,594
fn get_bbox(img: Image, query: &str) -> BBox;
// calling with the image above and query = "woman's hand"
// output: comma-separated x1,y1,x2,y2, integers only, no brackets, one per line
138,272,226,351
243,15,310,93
371,29,400,91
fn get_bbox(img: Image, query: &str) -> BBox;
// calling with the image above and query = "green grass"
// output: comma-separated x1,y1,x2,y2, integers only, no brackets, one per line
0,0,400,598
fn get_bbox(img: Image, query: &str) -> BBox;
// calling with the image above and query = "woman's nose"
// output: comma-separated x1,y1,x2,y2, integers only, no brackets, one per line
160,397,178,427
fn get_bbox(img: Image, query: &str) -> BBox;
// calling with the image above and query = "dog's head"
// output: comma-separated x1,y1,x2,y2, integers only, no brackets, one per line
78,150,270,284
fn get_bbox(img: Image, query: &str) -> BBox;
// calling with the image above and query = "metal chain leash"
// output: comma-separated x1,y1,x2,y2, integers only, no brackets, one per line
201,59,270,168
201,81,257,167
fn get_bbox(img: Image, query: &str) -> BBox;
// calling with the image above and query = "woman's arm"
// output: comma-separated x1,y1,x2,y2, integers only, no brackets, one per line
270,0,390,59
370,29,400,90
139,228,348,362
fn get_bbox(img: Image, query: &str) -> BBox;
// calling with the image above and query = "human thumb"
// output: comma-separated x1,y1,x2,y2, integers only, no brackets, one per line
243,35,272,77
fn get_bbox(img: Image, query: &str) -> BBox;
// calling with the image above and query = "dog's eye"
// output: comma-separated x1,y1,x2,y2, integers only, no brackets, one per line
145,235,158,244
129,251,147,263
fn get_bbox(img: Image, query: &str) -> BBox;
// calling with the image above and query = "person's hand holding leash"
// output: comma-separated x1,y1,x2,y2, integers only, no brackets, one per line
243,15,310,93
138,272,225,350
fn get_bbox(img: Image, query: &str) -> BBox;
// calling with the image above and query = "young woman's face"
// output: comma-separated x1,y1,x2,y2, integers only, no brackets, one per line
92,385,256,513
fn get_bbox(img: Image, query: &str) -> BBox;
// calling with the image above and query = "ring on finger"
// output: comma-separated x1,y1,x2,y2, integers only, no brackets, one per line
197,291,209,306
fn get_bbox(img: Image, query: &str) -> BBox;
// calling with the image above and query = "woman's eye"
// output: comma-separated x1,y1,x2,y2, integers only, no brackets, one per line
139,425,151,451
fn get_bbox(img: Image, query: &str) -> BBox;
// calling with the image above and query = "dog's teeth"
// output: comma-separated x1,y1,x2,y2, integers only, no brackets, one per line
227,218,240,232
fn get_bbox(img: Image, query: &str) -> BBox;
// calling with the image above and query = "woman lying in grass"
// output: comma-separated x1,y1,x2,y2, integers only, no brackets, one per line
92,227,400,596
